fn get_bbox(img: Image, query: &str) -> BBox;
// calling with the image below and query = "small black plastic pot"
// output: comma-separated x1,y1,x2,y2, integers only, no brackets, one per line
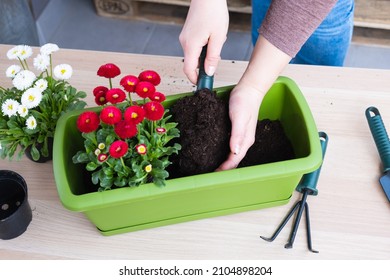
0,170,32,240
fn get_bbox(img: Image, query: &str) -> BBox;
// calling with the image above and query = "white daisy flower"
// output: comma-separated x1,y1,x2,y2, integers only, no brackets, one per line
33,54,50,72
40,43,59,56
34,79,48,92
6,46,20,60
12,70,36,91
5,65,22,78
16,45,33,60
54,64,73,80
26,116,37,130
21,88,43,109
18,105,29,117
1,99,19,117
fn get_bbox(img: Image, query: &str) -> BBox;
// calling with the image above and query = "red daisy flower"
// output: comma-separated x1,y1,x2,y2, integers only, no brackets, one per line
124,105,145,124
138,70,161,86
97,63,121,78
114,120,138,139
144,101,165,121
106,88,126,104
135,144,147,155
109,140,128,158
100,106,122,125
120,75,139,92
156,127,166,134
97,153,108,162
76,111,100,133
94,91,107,106
135,81,155,99
149,91,166,102
93,86,108,97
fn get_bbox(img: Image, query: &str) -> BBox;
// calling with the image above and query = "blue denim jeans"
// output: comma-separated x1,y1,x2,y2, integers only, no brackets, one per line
251,0,355,66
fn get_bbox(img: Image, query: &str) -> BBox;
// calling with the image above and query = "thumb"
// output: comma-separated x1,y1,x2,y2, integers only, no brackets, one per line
229,113,248,156
204,37,225,76
216,113,250,171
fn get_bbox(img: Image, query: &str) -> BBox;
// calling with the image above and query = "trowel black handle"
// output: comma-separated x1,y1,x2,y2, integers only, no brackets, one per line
296,132,328,196
366,107,390,172
197,45,214,91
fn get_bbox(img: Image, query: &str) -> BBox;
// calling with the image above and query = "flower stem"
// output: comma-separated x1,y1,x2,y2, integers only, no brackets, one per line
109,78,113,89
49,54,53,77
128,92,133,105
120,157,126,169
151,121,156,140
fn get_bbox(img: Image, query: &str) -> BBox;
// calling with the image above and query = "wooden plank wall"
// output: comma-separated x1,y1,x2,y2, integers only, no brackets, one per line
93,0,390,30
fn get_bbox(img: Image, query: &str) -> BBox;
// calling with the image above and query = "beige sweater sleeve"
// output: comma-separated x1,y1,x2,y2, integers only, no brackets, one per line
259,0,338,57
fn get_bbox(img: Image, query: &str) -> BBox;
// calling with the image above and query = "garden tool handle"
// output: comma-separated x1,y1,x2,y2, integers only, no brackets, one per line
196,45,214,91
296,132,328,196
365,107,390,172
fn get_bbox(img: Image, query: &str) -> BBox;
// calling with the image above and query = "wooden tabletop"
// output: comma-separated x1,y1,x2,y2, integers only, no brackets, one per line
0,44,389,260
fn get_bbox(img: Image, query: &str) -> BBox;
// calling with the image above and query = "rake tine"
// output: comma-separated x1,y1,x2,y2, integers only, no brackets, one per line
284,191,309,249
304,202,319,253
260,201,301,242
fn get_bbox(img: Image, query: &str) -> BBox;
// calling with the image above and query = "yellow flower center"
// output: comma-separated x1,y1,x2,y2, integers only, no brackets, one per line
61,69,66,75
108,112,114,118
145,164,152,173
143,87,148,92
28,95,35,102
131,112,138,119
137,146,146,153
127,81,134,86
113,94,118,99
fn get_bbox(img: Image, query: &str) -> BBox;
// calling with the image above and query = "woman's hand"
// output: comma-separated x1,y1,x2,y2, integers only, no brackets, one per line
179,0,229,84
217,36,292,171
216,83,265,171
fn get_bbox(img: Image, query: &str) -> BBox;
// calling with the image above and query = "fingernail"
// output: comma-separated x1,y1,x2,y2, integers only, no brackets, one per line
234,145,240,155
207,66,215,76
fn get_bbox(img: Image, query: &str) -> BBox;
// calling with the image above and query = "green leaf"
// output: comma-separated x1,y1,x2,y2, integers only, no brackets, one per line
91,170,102,185
86,162,98,171
30,145,40,161
114,177,127,187
72,151,89,163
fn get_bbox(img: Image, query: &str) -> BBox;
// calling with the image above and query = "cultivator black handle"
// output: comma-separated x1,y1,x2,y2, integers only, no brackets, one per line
196,45,214,91
296,131,328,195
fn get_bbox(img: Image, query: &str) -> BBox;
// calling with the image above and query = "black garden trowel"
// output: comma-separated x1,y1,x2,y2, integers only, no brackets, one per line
365,106,390,202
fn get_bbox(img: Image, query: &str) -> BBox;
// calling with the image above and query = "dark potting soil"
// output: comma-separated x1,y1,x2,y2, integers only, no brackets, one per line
169,88,295,177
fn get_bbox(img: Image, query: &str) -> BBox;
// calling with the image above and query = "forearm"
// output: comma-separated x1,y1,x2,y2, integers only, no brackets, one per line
236,36,291,97
260,0,338,57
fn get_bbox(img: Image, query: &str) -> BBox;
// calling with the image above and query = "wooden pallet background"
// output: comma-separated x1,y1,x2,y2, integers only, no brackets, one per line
93,0,390,41
93,0,251,30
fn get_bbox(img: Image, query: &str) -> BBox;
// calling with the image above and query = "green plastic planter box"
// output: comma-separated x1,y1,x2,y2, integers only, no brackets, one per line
53,76,322,236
